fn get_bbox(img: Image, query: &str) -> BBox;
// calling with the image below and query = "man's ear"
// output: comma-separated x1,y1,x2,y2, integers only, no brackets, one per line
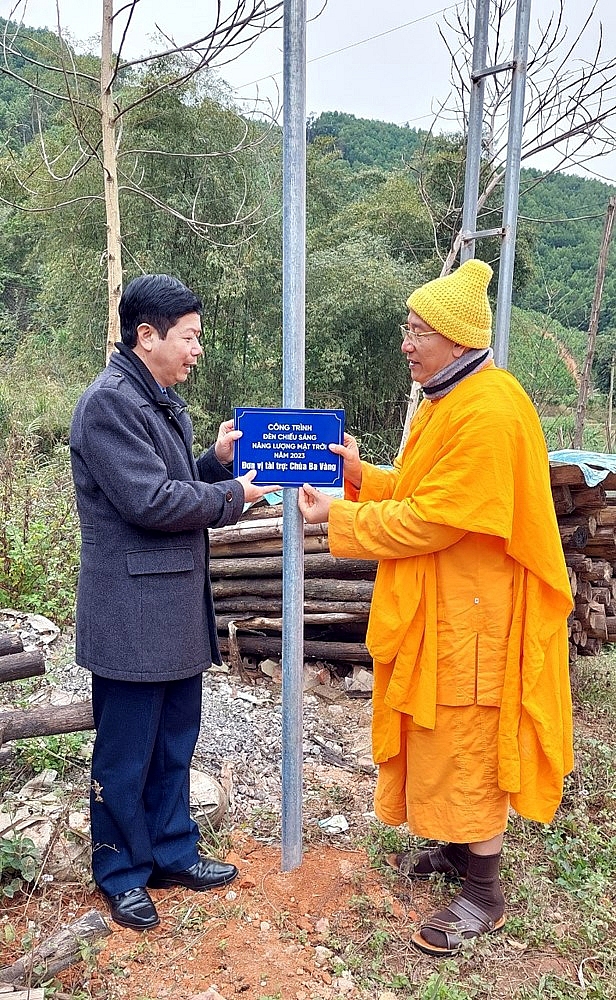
136,322,156,352
452,343,468,359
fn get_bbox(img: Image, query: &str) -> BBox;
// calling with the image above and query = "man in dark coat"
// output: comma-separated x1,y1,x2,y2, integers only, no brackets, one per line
70,274,277,931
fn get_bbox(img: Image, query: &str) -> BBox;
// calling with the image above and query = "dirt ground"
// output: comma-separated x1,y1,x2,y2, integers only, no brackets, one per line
0,835,394,1000
0,827,581,1000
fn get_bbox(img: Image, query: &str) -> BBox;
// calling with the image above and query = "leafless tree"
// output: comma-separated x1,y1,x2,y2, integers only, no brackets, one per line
0,0,284,356
415,0,616,270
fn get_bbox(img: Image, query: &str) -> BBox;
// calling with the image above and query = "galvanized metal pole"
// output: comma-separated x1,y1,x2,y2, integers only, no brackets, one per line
494,0,532,367
281,0,306,872
460,0,490,264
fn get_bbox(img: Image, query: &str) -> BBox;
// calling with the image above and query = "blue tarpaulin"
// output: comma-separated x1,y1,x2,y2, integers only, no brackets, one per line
549,450,616,487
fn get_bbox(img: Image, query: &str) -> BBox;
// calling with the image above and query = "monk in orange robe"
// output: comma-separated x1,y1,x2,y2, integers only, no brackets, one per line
298,259,573,956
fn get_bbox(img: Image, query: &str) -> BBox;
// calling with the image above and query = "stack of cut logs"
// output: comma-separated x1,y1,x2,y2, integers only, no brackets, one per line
212,463,616,670
210,505,376,670
551,464,616,664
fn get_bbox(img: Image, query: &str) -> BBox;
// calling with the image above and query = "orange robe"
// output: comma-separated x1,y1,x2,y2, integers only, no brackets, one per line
328,363,573,836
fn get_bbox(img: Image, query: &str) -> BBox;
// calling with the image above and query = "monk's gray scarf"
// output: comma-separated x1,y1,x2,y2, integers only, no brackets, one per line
421,347,493,400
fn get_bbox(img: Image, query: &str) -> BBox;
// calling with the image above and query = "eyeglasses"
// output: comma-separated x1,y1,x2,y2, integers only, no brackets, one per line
399,323,437,345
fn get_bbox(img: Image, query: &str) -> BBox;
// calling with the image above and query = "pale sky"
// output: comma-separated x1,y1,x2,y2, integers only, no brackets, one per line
3,0,616,183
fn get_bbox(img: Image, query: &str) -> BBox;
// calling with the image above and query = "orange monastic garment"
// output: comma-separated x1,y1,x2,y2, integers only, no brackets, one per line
328,363,574,826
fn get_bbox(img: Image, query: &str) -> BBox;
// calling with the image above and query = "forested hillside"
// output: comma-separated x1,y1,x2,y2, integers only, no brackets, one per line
0,29,614,457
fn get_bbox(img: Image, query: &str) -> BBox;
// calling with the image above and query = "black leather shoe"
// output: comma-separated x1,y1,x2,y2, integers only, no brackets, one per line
147,856,238,891
102,887,160,930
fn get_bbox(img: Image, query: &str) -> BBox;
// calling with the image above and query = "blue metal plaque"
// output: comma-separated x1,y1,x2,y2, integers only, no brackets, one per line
233,407,345,488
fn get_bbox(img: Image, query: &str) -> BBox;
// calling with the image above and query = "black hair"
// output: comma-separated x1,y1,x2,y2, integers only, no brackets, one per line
118,274,203,347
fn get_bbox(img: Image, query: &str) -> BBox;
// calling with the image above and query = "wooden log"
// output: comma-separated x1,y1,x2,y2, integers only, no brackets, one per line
570,618,583,642
558,513,597,537
0,634,24,657
579,637,603,655
214,597,371,615
569,484,607,510
0,989,44,999
575,629,588,649
552,465,616,494
550,465,586,486
209,551,377,580
606,617,616,641
210,516,326,547
0,649,45,683
0,909,110,986
590,586,612,606
212,577,375,601
564,552,593,572
582,525,616,543
218,634,372,664
210,534,329,559
0,701,93,747
238,503,284,521
216,611,369,630
559,524,588,550
595,506,616,526
575,579,592,601
577,559,613,582
574,598,603,625
586,612,608,640
551,484,574,515
581,540,616,560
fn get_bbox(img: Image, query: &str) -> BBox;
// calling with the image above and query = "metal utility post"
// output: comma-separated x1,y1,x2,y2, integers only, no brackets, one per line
494,0,531,366
281,0,307,872
460,0,490,265
459,0,532,368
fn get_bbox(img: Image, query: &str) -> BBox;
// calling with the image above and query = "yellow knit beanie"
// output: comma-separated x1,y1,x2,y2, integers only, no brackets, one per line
406,258,493,348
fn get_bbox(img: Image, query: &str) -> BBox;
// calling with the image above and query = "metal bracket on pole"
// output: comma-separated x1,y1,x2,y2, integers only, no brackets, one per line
281,0,307,872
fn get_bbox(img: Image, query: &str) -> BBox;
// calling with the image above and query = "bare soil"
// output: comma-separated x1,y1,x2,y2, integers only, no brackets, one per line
0,826,582,1000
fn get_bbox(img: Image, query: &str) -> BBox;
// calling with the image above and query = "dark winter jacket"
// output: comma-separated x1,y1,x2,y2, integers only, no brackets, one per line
69,345,245,682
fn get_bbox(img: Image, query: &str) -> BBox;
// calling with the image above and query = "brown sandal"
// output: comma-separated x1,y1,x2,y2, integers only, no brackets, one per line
411,896,506,956
386,845,466,881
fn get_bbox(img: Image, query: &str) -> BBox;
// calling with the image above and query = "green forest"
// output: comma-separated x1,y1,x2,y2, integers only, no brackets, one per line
1,17,616,622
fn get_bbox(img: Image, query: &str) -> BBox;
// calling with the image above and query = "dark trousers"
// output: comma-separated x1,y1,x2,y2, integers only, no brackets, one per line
90,672,203,895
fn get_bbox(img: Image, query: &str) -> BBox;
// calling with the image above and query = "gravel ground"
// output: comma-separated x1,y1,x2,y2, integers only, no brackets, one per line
3,611,375,834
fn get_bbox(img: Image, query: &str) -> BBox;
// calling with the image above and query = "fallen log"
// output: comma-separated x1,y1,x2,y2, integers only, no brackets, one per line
0,649,45,684
0,909,110,987
0,701,93,747
0,988,44,999
0,635,24,658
